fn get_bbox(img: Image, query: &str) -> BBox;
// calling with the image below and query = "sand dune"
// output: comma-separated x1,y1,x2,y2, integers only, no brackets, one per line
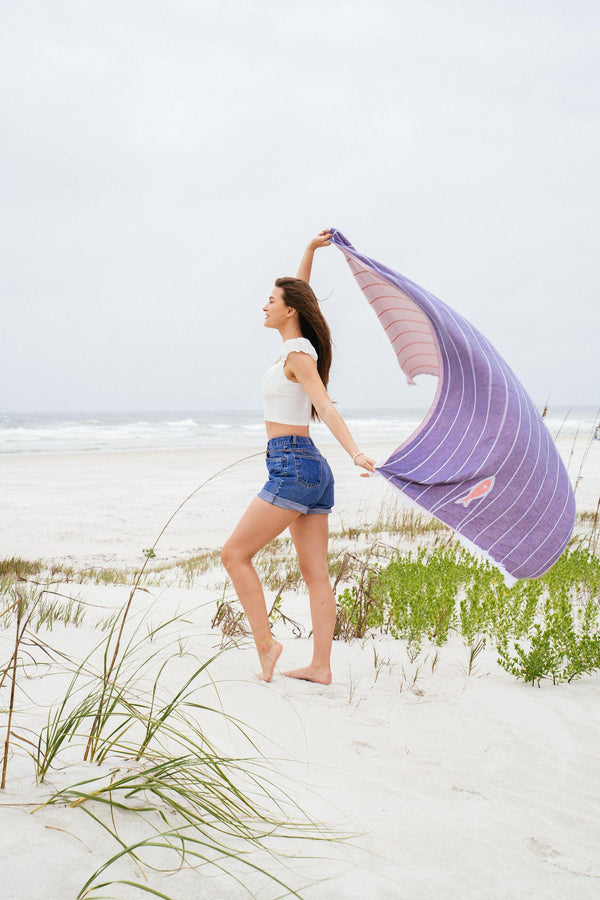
0,434,599,898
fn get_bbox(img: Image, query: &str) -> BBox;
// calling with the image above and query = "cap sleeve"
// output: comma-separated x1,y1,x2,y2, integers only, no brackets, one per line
280,338,318,363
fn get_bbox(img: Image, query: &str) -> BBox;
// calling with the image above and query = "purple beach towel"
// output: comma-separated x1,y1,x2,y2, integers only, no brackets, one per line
330,229,575,583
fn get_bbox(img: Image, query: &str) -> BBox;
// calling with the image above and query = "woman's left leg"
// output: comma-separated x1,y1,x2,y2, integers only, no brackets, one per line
221,496,301,680
283,513,335,684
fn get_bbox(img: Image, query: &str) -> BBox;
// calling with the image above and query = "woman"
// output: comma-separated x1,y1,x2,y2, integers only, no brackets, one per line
221,232,376,684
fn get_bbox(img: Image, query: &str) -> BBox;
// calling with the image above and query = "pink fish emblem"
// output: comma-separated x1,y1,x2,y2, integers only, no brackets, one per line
455,476,496,508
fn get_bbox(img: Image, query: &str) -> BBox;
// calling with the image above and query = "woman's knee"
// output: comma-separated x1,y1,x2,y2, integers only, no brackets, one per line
221,541,251,572
220,542,235,572
301,565,331,591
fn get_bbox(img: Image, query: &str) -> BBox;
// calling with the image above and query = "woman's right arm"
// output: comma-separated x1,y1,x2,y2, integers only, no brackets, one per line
296,230,333,283
285,351,377,474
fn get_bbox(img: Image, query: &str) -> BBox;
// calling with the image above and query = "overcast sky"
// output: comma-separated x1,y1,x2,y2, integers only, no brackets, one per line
1,0,598,414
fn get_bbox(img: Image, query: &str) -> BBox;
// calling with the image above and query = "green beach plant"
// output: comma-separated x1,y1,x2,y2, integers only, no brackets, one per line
1,582,67,786
361,540,600,686
14,441,353,890
44,749,332,900
497,587,600,685
29,594,342,896
370,546,467,651
82,451,265,762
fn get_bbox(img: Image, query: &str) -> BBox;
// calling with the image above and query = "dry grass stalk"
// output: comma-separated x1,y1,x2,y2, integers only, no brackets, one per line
267,580,305,638
565,423,580,475
333,543,388,641
553,408,571,441
589,497,600,556
1,590,24,788
211,600,249,644
83,450,264,761
464,637,486,676
574,407,600,494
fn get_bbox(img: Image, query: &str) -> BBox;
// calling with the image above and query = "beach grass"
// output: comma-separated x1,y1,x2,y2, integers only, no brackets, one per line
0,589,342,897
2,499,595,599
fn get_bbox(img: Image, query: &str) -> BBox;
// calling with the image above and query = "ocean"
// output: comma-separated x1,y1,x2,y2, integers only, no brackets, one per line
0,407,598,455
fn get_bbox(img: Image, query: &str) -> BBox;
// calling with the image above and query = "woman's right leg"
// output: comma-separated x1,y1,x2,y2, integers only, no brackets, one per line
221,496,301,680
284,512,335,684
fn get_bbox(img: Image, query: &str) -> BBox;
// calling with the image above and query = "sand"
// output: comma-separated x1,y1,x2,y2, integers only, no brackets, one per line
1,434,597,566
0,433,599,898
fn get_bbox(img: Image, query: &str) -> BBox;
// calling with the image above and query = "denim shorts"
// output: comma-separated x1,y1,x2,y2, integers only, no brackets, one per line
258,435,335,515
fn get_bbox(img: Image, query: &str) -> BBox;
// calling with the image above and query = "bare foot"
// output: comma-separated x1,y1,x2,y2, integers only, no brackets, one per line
282,665,332,685
256,641,283,682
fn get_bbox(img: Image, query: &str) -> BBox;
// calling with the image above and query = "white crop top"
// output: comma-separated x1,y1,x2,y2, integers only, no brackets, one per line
262,337,318,425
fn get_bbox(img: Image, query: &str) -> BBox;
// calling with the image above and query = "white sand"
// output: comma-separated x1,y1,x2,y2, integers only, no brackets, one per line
1,433,598,566
1,584,600,899
1,433,599,898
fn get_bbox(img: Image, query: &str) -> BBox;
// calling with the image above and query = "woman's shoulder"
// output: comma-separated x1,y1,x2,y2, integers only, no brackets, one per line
280,337,318,362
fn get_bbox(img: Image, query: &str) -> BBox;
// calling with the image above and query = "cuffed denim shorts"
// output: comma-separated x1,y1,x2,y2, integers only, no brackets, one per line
258,435,335,515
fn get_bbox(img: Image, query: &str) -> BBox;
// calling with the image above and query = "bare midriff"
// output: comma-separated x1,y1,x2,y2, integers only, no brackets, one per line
265,421,310,439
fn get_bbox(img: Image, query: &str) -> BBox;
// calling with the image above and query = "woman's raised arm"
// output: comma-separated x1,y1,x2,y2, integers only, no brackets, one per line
296,230,333,283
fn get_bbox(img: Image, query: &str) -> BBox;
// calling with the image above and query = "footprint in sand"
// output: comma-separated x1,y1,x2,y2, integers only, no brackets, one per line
526,837,559,861
451,785,483,799
352,740,375,754
526,837,600,880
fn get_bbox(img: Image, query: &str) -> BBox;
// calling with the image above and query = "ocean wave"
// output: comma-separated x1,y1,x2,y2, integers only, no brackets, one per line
0,407,596,455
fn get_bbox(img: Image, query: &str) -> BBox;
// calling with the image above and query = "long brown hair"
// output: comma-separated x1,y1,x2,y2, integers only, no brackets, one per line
275,277,333,421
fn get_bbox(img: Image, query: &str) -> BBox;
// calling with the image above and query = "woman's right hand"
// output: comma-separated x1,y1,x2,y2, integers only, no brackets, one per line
354,452,377,476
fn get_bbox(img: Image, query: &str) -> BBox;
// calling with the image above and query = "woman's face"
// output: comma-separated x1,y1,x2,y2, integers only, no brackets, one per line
263,286,293,329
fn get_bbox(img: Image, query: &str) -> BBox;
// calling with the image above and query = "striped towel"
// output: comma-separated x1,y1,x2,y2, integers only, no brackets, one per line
330,229,575,583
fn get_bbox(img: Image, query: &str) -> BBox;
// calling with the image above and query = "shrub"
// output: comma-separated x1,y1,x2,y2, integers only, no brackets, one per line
365,545,600,684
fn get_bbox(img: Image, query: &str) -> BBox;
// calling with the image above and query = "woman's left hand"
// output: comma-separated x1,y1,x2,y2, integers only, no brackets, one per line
308,230,333,251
